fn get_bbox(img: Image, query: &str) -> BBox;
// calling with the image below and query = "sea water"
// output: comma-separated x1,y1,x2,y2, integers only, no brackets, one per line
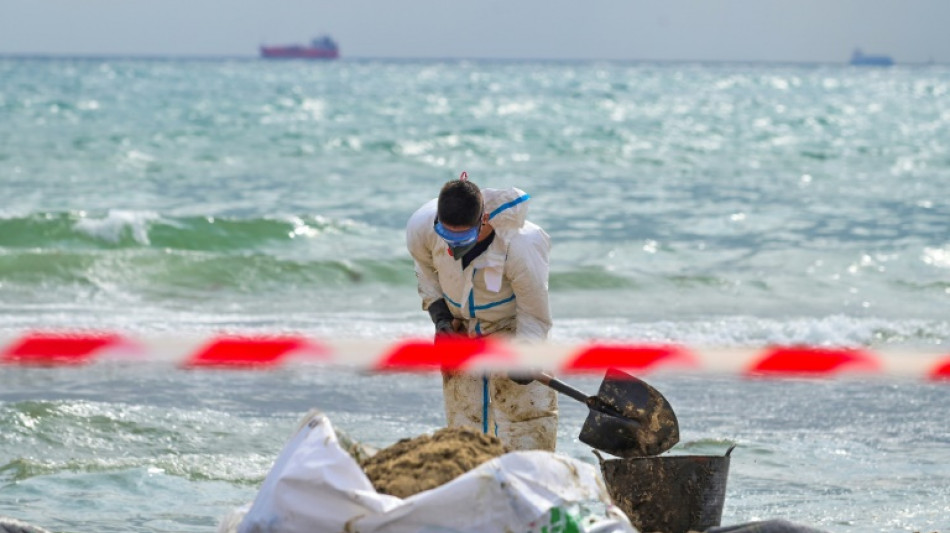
0,57,948,532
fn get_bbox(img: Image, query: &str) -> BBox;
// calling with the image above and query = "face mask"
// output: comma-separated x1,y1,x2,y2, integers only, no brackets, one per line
447,240,478,259
434,218,480,261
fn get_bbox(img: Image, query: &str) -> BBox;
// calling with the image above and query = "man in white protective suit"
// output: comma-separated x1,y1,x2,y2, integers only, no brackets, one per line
406,174,557,451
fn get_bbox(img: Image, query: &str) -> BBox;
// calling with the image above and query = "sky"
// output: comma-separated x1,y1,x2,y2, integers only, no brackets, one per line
2,0,949,64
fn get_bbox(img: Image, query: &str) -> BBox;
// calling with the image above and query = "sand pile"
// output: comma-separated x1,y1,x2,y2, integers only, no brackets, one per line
360,426,508,498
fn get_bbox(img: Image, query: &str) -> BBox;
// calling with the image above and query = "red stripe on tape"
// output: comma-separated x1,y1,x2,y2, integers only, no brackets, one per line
376,337,510,371
747,346,880,376
182,336,325,369
929,356,950,380
0,332,127,366
563,343,696,372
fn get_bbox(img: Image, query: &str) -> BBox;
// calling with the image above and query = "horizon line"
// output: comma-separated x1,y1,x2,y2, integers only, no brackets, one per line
1,52,944,67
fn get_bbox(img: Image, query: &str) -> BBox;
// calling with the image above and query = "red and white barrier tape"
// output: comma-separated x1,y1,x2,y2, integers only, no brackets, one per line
1,331,948,380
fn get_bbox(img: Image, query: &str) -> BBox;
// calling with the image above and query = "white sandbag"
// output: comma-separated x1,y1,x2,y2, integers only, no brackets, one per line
220,411,636,533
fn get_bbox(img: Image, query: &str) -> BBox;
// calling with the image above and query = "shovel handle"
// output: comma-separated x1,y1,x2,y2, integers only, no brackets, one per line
534,372,596,406
536,373,628,417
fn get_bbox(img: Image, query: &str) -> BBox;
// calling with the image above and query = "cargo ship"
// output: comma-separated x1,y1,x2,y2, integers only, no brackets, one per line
849,48,893,66
260,35,339,59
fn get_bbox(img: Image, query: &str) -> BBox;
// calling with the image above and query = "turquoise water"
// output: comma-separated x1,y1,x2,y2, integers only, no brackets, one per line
1,58,949,531
2,58,949,342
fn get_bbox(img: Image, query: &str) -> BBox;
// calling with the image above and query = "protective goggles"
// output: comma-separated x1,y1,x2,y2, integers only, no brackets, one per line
434,211,483,260
433,219,480,247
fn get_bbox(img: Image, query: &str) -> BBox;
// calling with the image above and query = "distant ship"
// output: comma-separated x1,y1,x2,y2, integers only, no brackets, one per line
260,35,339,59
850,48,893,66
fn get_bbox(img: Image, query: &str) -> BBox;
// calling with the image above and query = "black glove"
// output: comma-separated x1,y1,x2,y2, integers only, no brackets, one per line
435,320,455,336
427,298,456,336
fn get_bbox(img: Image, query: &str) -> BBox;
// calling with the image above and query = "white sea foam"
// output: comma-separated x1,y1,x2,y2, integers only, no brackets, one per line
922,246,950,269
73,210,160,245
551,314,950,349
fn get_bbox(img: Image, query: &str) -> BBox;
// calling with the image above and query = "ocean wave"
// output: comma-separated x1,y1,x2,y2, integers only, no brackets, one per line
0,248,416,294
0,455,271,485
0,400,278,484
0,210,360,251
549,267,638,290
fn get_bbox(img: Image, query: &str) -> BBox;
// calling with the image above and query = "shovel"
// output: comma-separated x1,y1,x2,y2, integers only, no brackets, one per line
531,368,679,457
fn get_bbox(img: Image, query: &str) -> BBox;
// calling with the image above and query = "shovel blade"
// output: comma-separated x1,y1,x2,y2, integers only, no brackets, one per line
579,368,679,457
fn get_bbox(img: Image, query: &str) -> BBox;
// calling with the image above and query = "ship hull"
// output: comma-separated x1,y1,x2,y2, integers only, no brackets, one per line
260,46,339,59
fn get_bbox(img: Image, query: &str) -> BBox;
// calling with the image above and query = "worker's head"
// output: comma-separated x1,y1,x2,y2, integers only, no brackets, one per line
435,179,484,259
437,179,482,228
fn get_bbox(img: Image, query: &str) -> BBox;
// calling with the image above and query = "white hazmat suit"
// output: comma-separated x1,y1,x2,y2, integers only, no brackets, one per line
406,187,558,451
